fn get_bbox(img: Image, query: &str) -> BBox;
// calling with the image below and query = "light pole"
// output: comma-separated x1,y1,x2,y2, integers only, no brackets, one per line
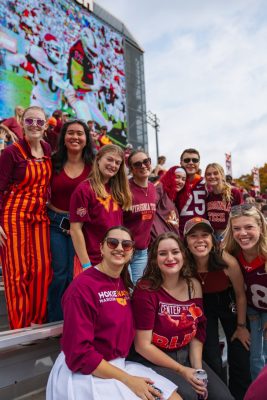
146,111,160,160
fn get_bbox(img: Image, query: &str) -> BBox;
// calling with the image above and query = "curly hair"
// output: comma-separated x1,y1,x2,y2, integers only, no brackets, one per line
222,206,267,271
52,119,94,173
205,163,232,204
139,232,194,292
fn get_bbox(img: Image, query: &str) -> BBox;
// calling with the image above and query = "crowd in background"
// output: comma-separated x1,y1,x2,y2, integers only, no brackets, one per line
0,105,266,400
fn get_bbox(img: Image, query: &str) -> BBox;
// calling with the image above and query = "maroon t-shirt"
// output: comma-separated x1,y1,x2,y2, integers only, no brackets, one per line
178,176,207,237
237,252,267,311
206,187,242,231
61,267,134,374
123,179,156,249
132,283,206,351
50,164,91,211
69,180,123,265
196,270,230,294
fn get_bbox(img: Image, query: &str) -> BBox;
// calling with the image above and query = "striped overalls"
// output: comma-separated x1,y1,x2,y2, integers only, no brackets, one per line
0,142,52,329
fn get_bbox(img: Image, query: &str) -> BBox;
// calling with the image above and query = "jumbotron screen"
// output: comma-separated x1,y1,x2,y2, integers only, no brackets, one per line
0,0,127,144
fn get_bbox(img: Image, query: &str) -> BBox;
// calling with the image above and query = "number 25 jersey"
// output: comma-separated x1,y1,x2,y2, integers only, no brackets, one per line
177,176,207,237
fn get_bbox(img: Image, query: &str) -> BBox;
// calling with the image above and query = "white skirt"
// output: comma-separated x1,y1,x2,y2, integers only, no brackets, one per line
46,352,177,400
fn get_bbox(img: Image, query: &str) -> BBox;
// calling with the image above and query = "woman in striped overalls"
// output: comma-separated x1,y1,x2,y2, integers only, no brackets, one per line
0,106,52,329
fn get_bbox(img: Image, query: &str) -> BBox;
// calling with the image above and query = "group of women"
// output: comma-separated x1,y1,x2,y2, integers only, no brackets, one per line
0,106,266,399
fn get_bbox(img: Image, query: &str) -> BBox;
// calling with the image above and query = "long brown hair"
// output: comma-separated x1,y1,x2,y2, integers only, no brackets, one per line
140,232,193,291
89,144,132,210
101,226,134,291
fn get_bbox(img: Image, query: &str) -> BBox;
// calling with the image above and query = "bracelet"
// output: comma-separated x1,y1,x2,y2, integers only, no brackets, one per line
82,261,92,269
237,323,246,328
0,139,4,144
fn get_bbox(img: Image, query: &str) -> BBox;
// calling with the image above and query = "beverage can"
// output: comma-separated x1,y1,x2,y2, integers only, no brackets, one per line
194,369,208,400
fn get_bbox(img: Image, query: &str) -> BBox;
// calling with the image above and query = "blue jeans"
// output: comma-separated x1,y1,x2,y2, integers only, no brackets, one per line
47,209,75,322
247,306,267,380
129,249,148,285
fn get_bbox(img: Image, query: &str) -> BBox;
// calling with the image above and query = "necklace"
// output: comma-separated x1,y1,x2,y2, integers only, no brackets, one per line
197,272,208,286
141,186,149,197
98,263,121,293
133,179,149,196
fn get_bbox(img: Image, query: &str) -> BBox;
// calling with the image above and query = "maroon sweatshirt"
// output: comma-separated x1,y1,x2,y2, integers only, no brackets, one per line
123,178,156,249
61,267,135,374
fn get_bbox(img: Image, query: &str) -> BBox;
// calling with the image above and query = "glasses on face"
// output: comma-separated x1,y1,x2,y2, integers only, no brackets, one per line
182,158,199,164
230,204,255,216
105,237,135,251
24,118,46,127
132,157,151,169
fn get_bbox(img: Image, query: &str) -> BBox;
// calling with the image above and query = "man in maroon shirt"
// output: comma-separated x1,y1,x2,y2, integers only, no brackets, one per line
178,148,207,236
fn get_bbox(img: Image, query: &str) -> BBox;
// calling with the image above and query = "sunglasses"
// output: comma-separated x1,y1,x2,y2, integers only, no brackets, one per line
182,158,199,164
132,157,151,169
105,237,135,251
24,118,46,127
230,203,255,216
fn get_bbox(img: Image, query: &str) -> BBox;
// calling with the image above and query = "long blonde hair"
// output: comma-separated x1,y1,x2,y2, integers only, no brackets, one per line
89,144,132,210
205,163,232,204
222,206,267,271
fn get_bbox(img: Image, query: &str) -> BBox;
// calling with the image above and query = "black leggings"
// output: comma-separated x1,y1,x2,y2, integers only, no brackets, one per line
203,288,251,400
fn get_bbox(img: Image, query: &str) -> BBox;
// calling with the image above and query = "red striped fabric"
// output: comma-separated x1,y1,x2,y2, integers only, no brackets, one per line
0,142,52,329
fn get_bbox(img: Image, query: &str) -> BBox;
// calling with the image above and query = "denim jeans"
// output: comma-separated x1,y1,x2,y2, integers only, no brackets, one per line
129,248,148,285
247,306,267,380
47,209,75,322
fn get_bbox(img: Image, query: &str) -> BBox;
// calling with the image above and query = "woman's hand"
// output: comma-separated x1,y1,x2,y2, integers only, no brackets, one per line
0,226,7,247
180,366,206,396
124,375,163,400
231,327,250,351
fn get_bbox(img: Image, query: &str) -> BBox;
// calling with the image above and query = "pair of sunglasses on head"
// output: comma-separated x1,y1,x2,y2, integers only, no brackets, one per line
230,203,256,216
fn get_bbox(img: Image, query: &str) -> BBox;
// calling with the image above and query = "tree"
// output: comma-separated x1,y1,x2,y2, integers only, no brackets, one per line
235,163,267,194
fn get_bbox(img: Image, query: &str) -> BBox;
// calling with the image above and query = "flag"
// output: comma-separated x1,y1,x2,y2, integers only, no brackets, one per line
252,167,261,193
225,153,232,176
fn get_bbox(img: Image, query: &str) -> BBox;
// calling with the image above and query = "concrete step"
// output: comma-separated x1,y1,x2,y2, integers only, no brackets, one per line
0,337,60,400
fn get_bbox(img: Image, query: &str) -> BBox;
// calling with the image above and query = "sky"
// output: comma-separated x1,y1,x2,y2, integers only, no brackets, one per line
96,0,267,178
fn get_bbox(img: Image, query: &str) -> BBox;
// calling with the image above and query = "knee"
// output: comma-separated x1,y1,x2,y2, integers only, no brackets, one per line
177,387,196,400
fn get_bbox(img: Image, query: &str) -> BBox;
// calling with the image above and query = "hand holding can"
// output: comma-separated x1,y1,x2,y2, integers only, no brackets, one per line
194,369,208,400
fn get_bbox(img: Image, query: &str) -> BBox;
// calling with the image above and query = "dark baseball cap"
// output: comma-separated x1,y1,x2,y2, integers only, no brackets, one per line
183,217,214,236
